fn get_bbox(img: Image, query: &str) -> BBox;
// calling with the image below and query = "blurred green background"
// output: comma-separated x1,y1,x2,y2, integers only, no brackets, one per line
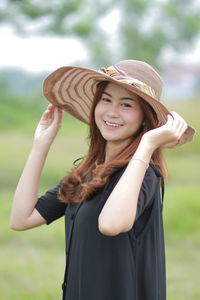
1,0,200,299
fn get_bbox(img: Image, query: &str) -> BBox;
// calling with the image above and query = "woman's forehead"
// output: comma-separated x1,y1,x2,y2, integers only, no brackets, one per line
104,82,141,100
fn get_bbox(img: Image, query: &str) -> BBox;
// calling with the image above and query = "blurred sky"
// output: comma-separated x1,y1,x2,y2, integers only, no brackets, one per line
0,10,120,73
1,21,200,74
0,25,88,73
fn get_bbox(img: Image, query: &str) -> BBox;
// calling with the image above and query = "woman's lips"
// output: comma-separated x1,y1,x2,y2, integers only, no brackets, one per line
103,120,123,128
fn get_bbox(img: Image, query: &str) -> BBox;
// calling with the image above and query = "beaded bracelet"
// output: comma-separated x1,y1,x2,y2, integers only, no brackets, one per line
131,157,149,170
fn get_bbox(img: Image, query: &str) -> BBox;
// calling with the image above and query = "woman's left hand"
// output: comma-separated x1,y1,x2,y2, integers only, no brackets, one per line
142,111,188,150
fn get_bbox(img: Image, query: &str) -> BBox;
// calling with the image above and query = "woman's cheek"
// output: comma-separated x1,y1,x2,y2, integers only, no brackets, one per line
94,104,103,127
95,103,104,119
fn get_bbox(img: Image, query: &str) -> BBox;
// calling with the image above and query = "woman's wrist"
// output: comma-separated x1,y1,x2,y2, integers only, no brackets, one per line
32,140,52,154
141,132,160,152
136,136,156,156
130,157,149,170
130,135,156,167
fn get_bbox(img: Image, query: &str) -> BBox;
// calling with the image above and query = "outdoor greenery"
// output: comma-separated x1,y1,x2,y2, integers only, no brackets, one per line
0,92,199,299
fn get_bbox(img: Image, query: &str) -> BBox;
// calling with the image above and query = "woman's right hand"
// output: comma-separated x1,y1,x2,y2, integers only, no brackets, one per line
33,104,63,147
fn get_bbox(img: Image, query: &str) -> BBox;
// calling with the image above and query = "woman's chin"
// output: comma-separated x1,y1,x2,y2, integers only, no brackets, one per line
103,135,132,146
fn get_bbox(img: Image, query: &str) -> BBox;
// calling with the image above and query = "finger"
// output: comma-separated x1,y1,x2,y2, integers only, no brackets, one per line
39,106,54,124
44,107,53,118
177,122,188,140
46,104,54,112
52,106,63,126
170,111,186,126
170,111,179,118
170,112,188,136
170,111,182,125
169,112,184,132
40,109,49,121
164,114,174,128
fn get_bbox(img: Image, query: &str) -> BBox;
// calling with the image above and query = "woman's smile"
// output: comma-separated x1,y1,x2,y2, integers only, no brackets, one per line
103,120,123,129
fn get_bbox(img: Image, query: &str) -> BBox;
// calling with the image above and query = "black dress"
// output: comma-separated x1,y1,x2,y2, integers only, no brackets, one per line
35,164,166,300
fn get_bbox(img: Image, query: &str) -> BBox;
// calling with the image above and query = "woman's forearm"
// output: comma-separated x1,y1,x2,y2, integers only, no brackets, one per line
98,137,155,236
10,105,63,230
10,144,50,229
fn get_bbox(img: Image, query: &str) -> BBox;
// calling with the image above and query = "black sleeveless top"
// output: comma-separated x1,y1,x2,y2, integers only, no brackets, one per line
35,164,166,300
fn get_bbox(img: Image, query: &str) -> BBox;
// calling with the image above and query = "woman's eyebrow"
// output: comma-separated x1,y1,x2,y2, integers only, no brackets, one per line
121,97,136,101
103,92,136,101
102,91,112,97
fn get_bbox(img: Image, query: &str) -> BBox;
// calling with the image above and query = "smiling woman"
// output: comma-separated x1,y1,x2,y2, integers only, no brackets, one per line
10,59,195,300
95,82,145,162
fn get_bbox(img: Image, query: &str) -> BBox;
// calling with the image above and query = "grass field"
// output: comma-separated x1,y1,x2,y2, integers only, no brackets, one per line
0,99,199,299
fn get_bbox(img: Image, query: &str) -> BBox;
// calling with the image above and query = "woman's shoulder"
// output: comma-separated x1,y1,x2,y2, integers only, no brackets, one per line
104,162,164,193
110,163,163,179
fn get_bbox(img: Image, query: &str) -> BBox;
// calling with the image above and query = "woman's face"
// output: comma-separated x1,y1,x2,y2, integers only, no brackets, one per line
94,82,144,147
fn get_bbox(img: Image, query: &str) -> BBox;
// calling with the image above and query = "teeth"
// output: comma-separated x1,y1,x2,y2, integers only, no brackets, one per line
105,121,121,127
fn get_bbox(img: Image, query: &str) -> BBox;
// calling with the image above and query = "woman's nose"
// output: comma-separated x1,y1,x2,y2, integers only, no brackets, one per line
106,104,120,117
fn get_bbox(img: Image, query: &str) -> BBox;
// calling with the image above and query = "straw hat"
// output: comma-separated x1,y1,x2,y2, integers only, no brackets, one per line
43,59,195,146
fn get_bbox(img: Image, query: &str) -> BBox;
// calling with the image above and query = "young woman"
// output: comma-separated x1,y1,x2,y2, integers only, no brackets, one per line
10,60,195,300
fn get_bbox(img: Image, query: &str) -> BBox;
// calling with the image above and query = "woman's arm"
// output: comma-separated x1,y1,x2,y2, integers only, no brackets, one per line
98,139,154,236
10,104,63,230
98,112,188,236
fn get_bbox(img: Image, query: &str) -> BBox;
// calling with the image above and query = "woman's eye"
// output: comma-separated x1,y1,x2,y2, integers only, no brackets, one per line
121,103,132,108
101,98,111,102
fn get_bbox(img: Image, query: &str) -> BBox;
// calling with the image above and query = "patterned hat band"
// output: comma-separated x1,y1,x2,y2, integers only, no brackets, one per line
99,66,157,100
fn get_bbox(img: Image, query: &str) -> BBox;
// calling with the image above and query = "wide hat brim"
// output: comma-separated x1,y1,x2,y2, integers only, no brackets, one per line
43,66,196,146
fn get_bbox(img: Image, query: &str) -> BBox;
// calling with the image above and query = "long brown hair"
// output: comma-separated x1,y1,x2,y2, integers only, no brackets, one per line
58,81,167,204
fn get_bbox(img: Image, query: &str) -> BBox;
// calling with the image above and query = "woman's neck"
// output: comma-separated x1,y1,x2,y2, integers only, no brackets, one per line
104,140,131,163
